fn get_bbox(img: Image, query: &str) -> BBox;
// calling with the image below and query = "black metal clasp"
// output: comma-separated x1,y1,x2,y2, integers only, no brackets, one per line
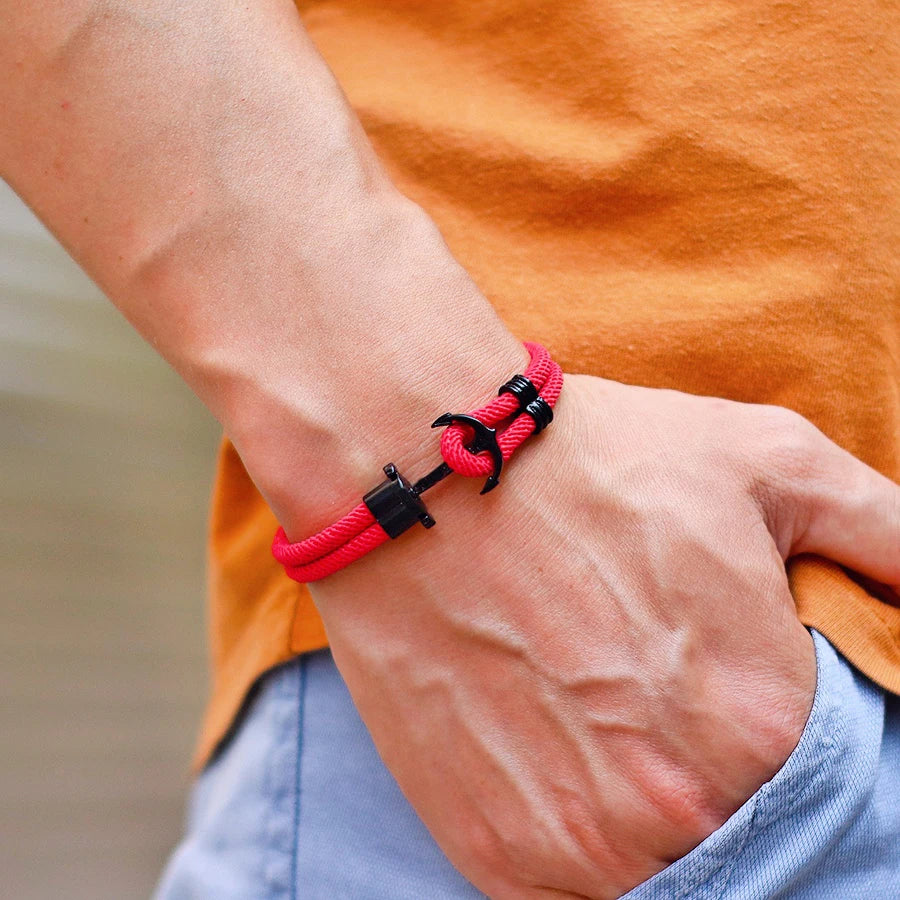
363,463,436,538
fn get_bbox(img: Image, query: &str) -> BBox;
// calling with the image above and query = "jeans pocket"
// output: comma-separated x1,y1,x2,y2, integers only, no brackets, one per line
620,628,839,900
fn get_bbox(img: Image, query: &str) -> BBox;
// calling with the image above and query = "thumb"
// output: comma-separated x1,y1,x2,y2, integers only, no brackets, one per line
750,408,900,592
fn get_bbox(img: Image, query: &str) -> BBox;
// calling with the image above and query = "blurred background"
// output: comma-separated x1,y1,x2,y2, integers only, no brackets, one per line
1,179,221,898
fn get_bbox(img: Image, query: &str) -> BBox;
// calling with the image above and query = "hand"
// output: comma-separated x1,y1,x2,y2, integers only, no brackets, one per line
303,373,900,899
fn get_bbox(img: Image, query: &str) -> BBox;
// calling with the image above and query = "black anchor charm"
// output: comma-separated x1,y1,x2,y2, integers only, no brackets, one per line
419,412,504,496
362,413,504,541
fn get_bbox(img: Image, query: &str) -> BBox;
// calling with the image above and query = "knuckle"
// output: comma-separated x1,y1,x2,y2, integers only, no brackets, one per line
739,406,831,541
461,819,515,883
749,675,812,774
752,405,823,484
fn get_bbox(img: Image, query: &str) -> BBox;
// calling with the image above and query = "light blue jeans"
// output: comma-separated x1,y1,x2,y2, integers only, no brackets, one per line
155,629,900,898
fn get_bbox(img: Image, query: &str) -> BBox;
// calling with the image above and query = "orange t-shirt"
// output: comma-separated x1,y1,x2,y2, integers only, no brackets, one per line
193,0,899,770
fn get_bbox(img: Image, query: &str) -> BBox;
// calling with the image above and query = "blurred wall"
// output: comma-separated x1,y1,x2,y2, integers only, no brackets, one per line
0,180,220,899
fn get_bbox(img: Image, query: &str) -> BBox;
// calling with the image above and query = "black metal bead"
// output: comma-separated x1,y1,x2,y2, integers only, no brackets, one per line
523,397,553,433
498,373,539,409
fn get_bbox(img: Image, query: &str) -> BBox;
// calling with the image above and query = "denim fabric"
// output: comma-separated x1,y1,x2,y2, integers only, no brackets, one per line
154,629,900,899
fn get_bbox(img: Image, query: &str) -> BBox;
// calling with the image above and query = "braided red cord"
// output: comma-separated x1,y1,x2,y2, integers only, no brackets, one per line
272,341,562,582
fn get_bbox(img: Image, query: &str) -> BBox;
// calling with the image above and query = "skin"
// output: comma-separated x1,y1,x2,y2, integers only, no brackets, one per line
2,2,898,897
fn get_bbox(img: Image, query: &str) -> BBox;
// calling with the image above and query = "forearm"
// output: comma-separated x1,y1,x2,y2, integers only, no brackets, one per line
0,0,527,536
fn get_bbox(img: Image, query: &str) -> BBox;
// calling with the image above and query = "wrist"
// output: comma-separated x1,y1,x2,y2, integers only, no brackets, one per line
240,334,532,543
215,199,531,540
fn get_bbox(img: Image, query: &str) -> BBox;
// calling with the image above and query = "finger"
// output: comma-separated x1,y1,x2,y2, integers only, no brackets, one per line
751,407,900,589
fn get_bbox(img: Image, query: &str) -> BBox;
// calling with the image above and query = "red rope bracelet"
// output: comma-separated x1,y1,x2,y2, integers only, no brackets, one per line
272,341,563,582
